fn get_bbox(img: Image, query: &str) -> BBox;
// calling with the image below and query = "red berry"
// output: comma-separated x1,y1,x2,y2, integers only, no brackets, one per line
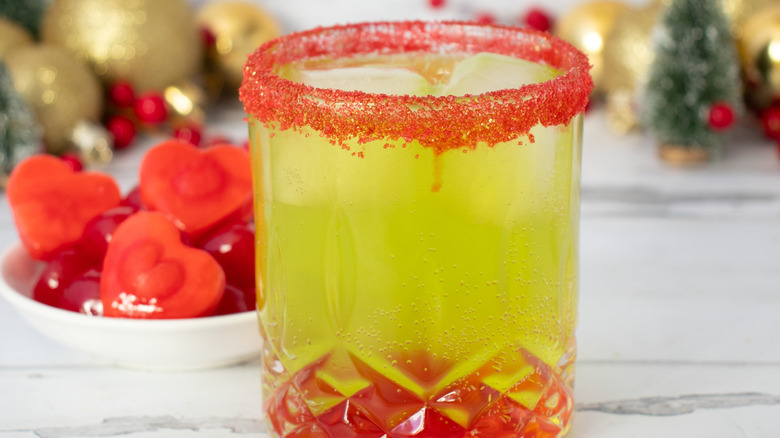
524,7,552,32
60,268,103,315
33,249,97,310
134,92,168,124
199,222,256,290
108,81,136,108
474,12,495,24
213,284,256,315
77,206,136,264
60,152,83,172
201,26,216,47
708,102,735,131
428,0,445,8
106,115,137,150
120,186,145,211
173,124,203,147
762,107,780,139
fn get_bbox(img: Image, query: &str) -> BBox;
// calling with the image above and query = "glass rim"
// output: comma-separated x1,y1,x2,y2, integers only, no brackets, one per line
240,20,593,153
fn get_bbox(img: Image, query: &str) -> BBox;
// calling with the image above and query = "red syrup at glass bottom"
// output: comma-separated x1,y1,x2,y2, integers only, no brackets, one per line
263,350,573,438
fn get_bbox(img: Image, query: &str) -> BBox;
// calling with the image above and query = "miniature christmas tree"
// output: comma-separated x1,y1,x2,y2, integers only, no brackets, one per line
0,62,40,184
0,0,50,37
641,0,742,163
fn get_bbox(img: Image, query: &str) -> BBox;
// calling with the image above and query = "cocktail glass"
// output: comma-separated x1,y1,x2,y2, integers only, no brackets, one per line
240,21,592,438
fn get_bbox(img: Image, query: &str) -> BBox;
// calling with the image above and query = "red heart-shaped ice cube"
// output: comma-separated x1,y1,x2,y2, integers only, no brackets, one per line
101,211,225,319
139,140,252,237
6,155,121,260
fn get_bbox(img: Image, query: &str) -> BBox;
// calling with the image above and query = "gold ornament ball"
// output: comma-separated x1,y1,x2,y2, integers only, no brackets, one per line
739,3,780,109
555,0,630,96
197,1,281,92
5,45,103,155
0,17,34,62
717,0,776,39
70,121,114,166
602,1,665,133
164,79,208,125
41,0,202,92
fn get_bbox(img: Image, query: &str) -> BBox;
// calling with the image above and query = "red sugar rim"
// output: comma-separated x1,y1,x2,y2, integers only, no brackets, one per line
240,21,593,153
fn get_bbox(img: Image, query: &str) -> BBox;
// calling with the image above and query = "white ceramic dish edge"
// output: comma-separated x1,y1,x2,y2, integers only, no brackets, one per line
0,243,263,371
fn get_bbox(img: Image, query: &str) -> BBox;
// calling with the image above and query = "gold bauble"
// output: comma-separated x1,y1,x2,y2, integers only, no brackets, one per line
164,79,208,125
70,121,114,167
739,3,780,109
717,0,776,39
197,1,281,92
41,0,202,92
5,45,103,155
555,1,630,96
0,17,34,62
602,1,665,133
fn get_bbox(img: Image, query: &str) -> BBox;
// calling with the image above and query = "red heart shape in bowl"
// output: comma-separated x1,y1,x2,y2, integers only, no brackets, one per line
139,140,252,237
101,211,226,319
6,155,121,260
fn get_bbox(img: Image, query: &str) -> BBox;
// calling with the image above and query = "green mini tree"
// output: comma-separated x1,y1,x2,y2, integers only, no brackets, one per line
641,0,742,162
0,0,50,37
0,62,40,184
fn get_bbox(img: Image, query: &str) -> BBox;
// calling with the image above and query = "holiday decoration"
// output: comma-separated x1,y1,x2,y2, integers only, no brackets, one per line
0,0,49,37
718,0,776,38
41,0,203,92
760,106,780,139
642,0,743,163
601,0,766,134
474,11,497,25
0,62,40,184
105,116,136,150
738,4,780,110
0,17,33,62
523,7,553,32
0,0,268,164
657,144,711,165
197,1,281,93
59,152,83,172
164,79,208,125
4,45,103,155
173,124,203,147
602,0,664,134
107,81,136,109
708,102,736,131
70,121,113,166
134,92,168,125
555,1,629,96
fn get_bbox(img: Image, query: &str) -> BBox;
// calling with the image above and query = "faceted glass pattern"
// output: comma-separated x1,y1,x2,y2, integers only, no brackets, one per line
262,345,574,438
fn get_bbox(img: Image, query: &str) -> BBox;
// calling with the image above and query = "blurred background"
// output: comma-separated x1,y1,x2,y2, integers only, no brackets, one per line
188,0,649,31
2,0,780,173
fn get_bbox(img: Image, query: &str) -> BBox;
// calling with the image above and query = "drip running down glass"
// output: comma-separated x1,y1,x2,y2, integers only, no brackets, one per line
241,21,592,438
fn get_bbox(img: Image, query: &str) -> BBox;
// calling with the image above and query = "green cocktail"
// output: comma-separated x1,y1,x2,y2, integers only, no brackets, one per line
241,21,592,438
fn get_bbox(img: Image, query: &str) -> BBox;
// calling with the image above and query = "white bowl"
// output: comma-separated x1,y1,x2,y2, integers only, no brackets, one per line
0,243,262,371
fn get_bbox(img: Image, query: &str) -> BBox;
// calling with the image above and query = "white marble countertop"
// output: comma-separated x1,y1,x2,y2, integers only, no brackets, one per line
1,101,779,438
